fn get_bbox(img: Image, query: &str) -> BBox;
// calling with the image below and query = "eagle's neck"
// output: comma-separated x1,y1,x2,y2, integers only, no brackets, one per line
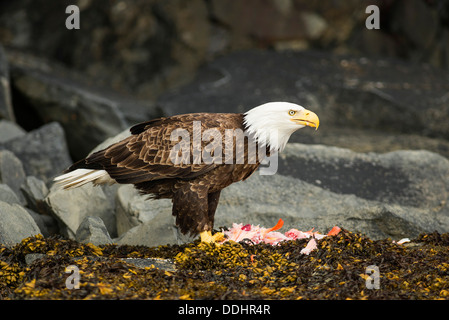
242,113,294,153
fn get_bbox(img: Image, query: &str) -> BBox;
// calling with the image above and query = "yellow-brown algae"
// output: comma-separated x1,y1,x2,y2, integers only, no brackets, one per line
1,230,449,299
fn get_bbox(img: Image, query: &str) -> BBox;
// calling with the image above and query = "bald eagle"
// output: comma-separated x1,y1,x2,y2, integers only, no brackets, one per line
54,102,319,243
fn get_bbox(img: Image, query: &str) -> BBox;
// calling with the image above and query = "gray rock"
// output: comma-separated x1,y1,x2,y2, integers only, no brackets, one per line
115,185,140,236
111,173,428,243
159,50,449,136
210,0,326,45
288,127,449,160
0,183,21,205
25,253,46,265
1,2,213,101
76,216,113,246
0,45,14,121
115,185,198,245
390,0,438,52
157,50,449,157
1,122,72,181
8,50,158,159
20,175,49,213
0,150,26,204
278,144,449,210
214,172,443,241
45,183,116,239
109,144,449,242
26,209,58,238
0,120,26,143
88,128,131,155
115,184,172,236
116,211,178,247
122,258,176,271
0,200,41,247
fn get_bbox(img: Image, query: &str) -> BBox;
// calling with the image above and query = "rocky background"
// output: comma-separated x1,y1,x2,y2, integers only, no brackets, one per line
1,0,449,248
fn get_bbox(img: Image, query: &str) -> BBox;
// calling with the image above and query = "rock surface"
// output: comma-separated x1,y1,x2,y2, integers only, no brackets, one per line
156,48,449,177
115,184,183,246
0,183,21,205
7,51,140,159
115,185,171,236
45,183,116,240
215,166,444,240
157,50,449,142
26,209,58,238
20,176,49,214
278,144,449,210
76,216,113,246
0,201,41,247
0,122,72,182
0,0,447,101
0,45,14,121
0,120,26,143
116,213,179,247
0,150,26,204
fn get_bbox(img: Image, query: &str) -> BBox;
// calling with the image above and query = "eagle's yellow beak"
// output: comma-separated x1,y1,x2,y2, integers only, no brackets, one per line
290,109,319,130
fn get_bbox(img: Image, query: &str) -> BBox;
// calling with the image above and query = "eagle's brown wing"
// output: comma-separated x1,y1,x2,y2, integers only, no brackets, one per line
75,113,245,184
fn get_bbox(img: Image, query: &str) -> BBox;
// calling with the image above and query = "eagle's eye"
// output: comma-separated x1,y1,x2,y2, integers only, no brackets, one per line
288,110,296,116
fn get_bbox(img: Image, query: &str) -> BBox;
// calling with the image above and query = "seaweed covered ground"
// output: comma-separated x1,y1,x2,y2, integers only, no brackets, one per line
1,229,449,300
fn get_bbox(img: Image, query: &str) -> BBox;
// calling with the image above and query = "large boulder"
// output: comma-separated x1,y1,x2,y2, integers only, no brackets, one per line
116,212,179,247
216,143,449,240
278,144,449,210
26,209,58,238
76,216,113,246
20,175,49,214
20,175,58,237
0,200,41,247
0,122,72,181
0,120,26,143
115,185,179,244
0,183,21,205
0,0,212,100
214,144,449,240
0,150,26,204
116,183,204,245
115,185,168,236
157,50,449,158
45,183,116,239
7,50,159,159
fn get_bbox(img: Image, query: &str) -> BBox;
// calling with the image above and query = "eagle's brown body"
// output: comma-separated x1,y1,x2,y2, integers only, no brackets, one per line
57,102,320,242
67,113,262,235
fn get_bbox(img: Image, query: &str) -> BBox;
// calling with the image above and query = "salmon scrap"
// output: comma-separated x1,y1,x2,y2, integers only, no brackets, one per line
221,219,341,255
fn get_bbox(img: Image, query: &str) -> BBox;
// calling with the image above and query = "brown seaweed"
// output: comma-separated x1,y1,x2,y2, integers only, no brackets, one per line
1,230,449,300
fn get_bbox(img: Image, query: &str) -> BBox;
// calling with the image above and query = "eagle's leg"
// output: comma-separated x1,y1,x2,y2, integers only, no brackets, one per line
173,185,224,243
199,190,224,243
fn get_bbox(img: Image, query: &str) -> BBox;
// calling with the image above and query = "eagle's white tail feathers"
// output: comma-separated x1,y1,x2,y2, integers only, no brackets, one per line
54,169,115,189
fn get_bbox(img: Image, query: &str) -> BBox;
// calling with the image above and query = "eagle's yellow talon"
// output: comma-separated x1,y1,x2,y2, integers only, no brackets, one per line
200,231,225,243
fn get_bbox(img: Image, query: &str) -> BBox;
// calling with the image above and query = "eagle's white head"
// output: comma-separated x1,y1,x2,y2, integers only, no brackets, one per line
243,102,319,152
